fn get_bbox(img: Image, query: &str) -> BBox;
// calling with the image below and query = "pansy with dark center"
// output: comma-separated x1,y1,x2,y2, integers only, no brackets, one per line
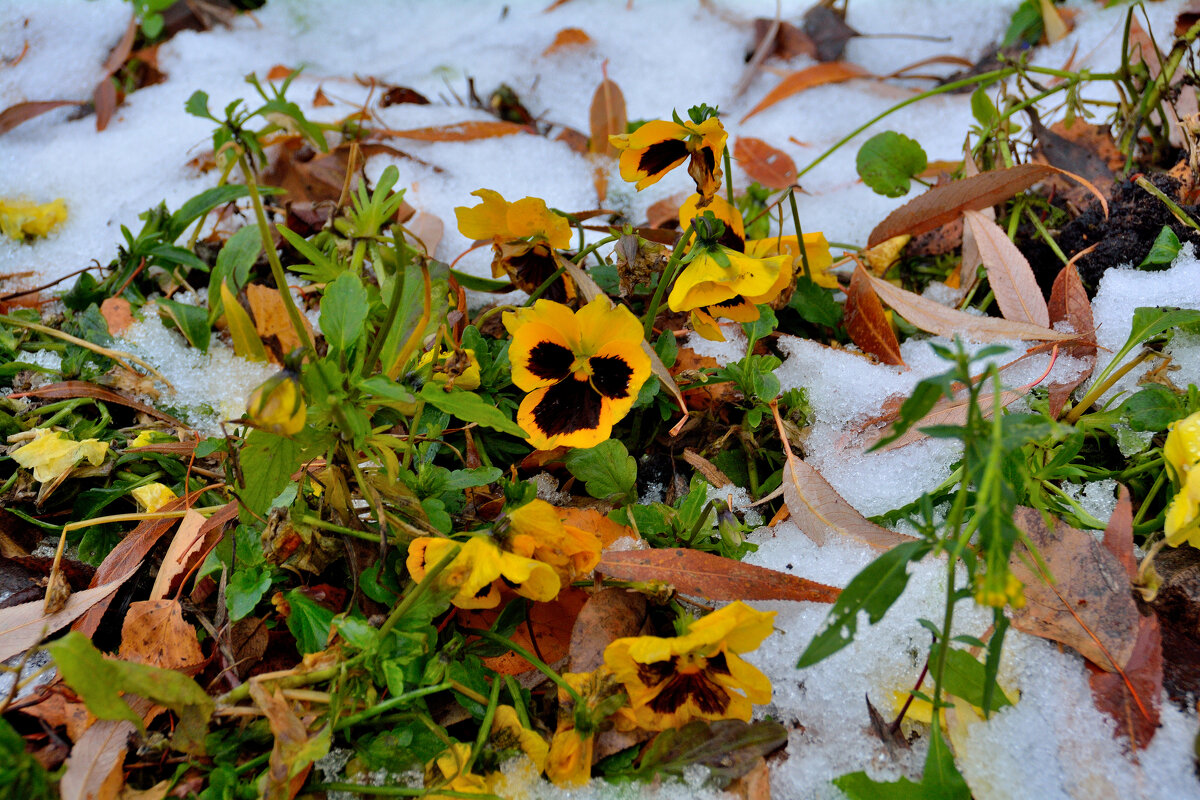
609,111,727,203
503,297,651,450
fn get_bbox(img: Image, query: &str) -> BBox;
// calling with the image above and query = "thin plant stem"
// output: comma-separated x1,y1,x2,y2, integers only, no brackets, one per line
642,222,697,339
787,189,812,281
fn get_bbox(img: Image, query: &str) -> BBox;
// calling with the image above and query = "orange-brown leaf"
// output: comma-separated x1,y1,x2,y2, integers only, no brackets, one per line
467,587,589,675
559,507,637,549
1102,485,1136,581
60,718,133,800
734,137,797,190
0,100,81,136
963,209,1049,327
99,297,133,335
0,575,139,662
845,264,904,366
589,78,627,158
150,507,227,601
1087,613,1162,749
245,283,310,356
118,599,203,671
740,62,870,123
597,548,840,603
544,27,592,55
1045,261,1097,417
378,120,531,142
266,65,294,81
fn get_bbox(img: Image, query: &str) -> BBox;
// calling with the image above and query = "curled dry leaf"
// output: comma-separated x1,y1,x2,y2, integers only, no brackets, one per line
844,263,904,366
376,120,532,141
246,283,312,357
59,718,135,800
865,271,1072,343
1087,613,1162,749
568,587,648,673
597,548,841,604
544,27,592,55
1009,507,1139,672
962,209,1049,327
740,62,870,123
868,163,1108,248
0,100,82,136
734,137,798,190
588,76,626,158
1044,261,1096,418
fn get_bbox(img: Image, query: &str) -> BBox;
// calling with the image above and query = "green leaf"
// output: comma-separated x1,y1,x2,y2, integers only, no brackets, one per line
565,439,637,503
207,225,262,322
227,566,273,622
45,633,143,728
1138,226,1181,269
788,277,843,328
238,430,302,518
444,467,503,491
1120,384,1184,431
276,225,345,284
1129,307,1200,349
834,727,969,800
0,718,51,800
627,720,787,788
282,589,336,655
184,90,214,120
320,272,369,351
798,540,931,668
219,282,268,362
936,646,1012,712
970,86,999,128
155,299,211,353
448,269,512,292
419,384,527,438
166,185,266,242
856,131,928,198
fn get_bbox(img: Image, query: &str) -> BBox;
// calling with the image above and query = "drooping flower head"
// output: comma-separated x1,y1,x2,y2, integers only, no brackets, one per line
406,535,560,610
503,297,651,450
424,742,489,799
1164,411,1200,547
246,369,306,436
10,429,109,484
545,667,624,787
609,105,727,203
455,189,576,302
489,705,549,773
604,601,775,731
501,498,602,585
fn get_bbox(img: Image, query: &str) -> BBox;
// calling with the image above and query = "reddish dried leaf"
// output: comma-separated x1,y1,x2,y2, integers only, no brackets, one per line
865,272,1071,343
868,164,1107,247
249,682,314,800
780,454,916,550
0,100,81,135
464,587,589,675
1045,262,1096,417
380,86,431,106
752,18,815,60
1009,507,1139,671
544,27,592,55
93,78,118,133
597,548,841,603
733,137,798,190
266,65,294,81
845,264,904,366
569,588,648,673
12,381,183,425
94,15,137,132
149,510,209,601
682,449,733,489
17,693,92,743
312,86,332,107
963,209,1049,327
99,297,133,335
645,192,690,229
378,120,531,141
740,62,871,123
1088,614,1162,749
1102,486,1137,581
589,78,626,158
118,599,203,670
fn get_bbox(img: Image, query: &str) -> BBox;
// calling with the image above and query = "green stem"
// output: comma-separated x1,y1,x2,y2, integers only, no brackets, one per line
1134,175,1200,231
466,677,502,774
363,236,412,376
1064,348,1156,424
787,189,812,281
469,629,584,706
1025,207,1067,264
334,683,449,730
642,222,697,339
296,514,386,543
1132,470,1167,527
524,265,566,306
723,147,735,206
377,543,461,641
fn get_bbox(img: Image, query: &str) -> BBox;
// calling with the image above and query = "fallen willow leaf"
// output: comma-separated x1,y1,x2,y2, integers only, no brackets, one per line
1087,613,1162,749
569,587,648,673
864,388,1026,451
246,283,309,356
733,137,798,190
865,272,1072,343
59,718,135,800
1009,507,1139,672
376,120,531,141
845,264,904,366
963,209,1049,327
597,548,840,604
868,163,1107,247
588,75,626,158
0,100,81,136
0,573,138,662
1045,261,1097,417
95,14,136,132
741,62,870,122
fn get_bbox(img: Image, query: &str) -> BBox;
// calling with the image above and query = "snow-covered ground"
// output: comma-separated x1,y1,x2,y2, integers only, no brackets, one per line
3,1,1200,798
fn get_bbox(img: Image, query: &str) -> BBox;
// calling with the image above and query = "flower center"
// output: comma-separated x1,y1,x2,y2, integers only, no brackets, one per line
570,356,593,380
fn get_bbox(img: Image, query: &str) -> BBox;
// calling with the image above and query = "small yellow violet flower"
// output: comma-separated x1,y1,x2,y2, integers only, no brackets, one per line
610,114,727,203
406,535,561,610
0,198,67,241
131,482,178,513
246,370,306,437
1164,410,1200,547
490,705,549,772
423,742,489,800
11,429,108,483
503,499,602,586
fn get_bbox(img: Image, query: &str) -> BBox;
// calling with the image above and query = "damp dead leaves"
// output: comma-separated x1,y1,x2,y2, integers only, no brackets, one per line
734,137,798,190
844,263,903,366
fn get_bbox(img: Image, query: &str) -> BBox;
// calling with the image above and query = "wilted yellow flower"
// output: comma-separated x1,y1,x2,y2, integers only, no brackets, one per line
744,232,835,292
610,114,727,202
545,667,622,787
455,189,575,302
418,347,481,390
246,371,306,436
11,429,108,483
503,297,650,450
1165,411,1200,547
490,705,548,772
424,742,489,799
0,198,67,241
546,727,594,787
503,499,602,585
131,482,177,513
604,601,775,730
406,535,560,609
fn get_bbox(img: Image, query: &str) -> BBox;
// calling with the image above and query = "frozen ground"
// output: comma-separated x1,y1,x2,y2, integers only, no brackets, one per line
3,1,1199,798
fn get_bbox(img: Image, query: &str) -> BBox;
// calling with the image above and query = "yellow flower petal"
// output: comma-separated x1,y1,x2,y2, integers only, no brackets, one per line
455,188,513,241
0,198,67,241
689,308,725,342
11,429,109,483
407,536,504,609
546,728,594,787
497,550,562,602
745,232,835,290
1166,466,1200,547
506,196,572,250
680,193,744,250
575,296,644,354
491,705,549,772
131,482,177,513
1165,410,1200,481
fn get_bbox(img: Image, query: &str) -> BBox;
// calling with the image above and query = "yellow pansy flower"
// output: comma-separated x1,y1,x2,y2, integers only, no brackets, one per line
545,667,622,787
0,198,67,241
246,370,306,436
503,499,602,585
503,297,650,450
1165,411,1200,547
131,482,178,513
11,429,108,483
610,116,727,202
604,601,775,731
490,705,549,773
406,535,560,610
418,347,482,390
424,742,489,800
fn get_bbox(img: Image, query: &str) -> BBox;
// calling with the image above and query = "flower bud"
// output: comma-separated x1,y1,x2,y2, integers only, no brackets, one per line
246,370,306,436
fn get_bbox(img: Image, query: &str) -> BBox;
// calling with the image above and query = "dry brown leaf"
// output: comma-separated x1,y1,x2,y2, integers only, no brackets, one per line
733,137,798,190
779,457,916,550
1102,485,1137,581
99,298,133,335
568,588,648,673
864,388,1026,452
94,15,137,132
311,86,332,107
59,718,134,800
751,18,815,61
118,599,203,670
726,756,772,800
0,573,138,662
589,77,626,158
645,193,689,229
464,587,588,675
1010,507,1139,671
844,264,904,366
406,211,444,256
249,682,314,800
962,209,1049,327
119,780,171,800
1087,613,1162,749
544,27,592,55
597,548,841,603
682,449,732,489
865,272,1072,343
868,163,1107,247
245,283,311,356
17,693,92,743
1045,261,1097,417
149,510,208,601
0,100,82,136
266,64,294,81
14,382,183,426
740,62,870,123
377,120,532,141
